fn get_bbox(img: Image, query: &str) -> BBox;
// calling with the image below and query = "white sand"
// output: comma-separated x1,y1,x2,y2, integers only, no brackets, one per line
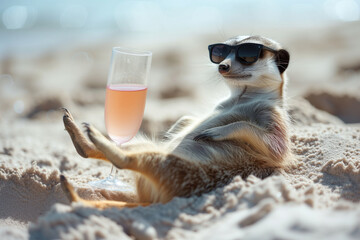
1,117,359,239
1,23,360,239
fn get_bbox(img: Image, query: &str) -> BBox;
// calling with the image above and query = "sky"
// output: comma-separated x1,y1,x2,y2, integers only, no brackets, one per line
1,0,360,31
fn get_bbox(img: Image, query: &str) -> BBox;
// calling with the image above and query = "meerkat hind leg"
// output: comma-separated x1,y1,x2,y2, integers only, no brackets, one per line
62,108,106,160
60,175,150,209
83,123,128,168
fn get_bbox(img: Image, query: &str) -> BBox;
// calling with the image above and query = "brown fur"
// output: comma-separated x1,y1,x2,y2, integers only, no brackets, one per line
60,36,293,209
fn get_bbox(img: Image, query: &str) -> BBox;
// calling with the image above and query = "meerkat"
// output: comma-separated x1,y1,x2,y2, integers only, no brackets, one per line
60,35,293,209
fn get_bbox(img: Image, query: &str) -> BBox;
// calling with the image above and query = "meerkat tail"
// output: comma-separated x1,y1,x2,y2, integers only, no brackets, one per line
90,201,151,209
60,175,80,202
60,175,150,209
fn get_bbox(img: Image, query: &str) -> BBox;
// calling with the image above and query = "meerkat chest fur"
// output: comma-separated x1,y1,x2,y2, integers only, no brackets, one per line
174,87,289,165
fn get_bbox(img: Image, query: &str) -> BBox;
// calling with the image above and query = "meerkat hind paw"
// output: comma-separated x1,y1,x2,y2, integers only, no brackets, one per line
61,107,73,120
84,123,113,150
62,108,76,130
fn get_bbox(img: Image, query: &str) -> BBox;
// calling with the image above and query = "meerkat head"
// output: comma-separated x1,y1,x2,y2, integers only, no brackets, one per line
208,36,290,94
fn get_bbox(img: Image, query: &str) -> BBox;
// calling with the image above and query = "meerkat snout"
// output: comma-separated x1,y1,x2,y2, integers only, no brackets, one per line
218,56,249,79
219,62,230,74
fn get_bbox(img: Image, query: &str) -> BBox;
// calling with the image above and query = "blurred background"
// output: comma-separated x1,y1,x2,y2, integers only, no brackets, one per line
1,0,360,137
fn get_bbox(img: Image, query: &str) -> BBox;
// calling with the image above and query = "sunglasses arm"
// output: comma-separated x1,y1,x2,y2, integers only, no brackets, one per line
262,46,278,54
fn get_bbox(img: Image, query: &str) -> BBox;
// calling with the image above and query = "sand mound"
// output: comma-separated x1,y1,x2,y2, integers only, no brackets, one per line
288,98,343,126
305,92,360,123
25,98,63,119
0,167,66,223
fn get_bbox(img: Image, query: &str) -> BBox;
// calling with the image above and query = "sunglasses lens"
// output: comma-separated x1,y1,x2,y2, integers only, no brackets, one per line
237,44,261,64
211,45,230,63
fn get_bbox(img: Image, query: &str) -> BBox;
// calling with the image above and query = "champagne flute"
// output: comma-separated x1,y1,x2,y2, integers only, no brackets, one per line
88,47,152,191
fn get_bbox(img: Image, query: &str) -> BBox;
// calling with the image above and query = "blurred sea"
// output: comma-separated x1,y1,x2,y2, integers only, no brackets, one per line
1,0,360,59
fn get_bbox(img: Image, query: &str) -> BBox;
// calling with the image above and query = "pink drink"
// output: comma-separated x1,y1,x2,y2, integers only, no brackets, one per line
105,84,147,144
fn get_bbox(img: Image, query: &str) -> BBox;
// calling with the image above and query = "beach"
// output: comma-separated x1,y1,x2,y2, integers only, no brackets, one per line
1,22,360,239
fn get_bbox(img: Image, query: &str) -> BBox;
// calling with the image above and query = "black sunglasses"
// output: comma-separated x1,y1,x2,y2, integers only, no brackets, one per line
208,43,278,65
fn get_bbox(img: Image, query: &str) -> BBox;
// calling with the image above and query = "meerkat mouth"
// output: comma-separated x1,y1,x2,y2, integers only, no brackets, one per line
223,74,252,79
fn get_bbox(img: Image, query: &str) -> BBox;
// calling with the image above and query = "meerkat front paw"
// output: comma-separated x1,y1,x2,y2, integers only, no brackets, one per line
194,128,223,141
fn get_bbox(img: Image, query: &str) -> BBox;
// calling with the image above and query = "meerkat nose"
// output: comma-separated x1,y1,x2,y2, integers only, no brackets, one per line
219,63,230,74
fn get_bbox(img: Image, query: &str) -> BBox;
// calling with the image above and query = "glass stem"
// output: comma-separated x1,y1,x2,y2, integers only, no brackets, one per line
108,143,120,179
109,165,118,179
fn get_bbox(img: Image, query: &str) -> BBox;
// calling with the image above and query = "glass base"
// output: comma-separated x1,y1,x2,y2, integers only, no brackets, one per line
108,134,133,145
88,175,134,192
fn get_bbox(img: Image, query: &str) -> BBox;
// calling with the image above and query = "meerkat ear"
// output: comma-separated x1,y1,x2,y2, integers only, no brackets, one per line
276,49,290,74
